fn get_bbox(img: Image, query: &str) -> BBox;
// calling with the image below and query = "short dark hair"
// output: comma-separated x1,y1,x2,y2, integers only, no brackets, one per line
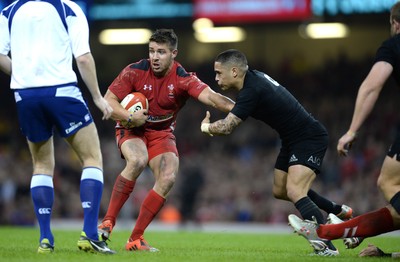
149,29,178,50
215,49,248,71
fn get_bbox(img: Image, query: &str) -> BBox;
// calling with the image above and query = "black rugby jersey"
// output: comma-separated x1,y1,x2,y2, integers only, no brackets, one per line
375,34,400,85
230,69,320,141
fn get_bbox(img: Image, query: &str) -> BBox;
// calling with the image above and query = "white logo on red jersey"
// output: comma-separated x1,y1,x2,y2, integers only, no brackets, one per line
144,84,152,90
168,84,174,98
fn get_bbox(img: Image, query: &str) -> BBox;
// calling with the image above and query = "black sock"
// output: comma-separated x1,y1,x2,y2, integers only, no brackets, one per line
295,196,337,251
390,191,400,215
308,189,342,215
294,196,325,224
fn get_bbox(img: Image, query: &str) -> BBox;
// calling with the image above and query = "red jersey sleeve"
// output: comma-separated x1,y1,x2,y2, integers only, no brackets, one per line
183,72,208,99
108,63,139,101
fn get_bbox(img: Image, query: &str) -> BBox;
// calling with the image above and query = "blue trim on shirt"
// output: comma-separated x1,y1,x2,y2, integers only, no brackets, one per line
13,82,78,99
5,0,77,32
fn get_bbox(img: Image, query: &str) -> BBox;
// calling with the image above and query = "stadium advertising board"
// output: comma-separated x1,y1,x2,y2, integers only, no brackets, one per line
193,0,312,23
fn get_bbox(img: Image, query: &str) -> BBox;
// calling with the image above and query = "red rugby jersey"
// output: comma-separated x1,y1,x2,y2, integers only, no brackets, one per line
109,59,208,131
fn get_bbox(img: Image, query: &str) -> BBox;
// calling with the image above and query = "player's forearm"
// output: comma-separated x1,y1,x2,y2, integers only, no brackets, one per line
104,92,131,122
199,88,235,113
76,53,103,101
208,113,241,135
208,120,235,135
349,82,380,133
214,93,235,113
349,62,390,134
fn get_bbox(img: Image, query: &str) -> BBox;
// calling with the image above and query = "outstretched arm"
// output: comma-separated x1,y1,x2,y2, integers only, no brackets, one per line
201,111,242,136
197,86,235,113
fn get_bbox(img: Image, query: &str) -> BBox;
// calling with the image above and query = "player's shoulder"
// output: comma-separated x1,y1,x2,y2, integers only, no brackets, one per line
129,59,151,71
62,0,83,13
246,69,271,87
376,34,400,60
1,1,15,14
173,61,193,78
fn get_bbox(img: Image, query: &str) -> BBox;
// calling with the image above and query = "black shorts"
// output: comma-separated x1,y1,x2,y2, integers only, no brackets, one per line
387,124,400,161
275,123,328,174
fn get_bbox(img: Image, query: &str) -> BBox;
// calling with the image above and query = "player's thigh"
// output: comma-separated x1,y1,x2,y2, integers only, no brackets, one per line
379,156,400,200
27,138,55,175
380,134,400,200
66,123,102,167
146,130,179,179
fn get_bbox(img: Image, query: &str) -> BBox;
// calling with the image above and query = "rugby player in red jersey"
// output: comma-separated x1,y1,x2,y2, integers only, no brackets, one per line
97,29,235,252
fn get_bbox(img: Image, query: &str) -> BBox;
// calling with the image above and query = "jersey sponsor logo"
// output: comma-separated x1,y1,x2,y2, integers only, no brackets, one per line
38,208,51,214
289,154,298,162
84,114,91,122
147,113,174,123
307,155,321,166
82,201,91,208
144,84,152,90
65,121,83,134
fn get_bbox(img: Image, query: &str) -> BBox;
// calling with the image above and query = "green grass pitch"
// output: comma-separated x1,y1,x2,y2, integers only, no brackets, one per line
1,226,398,261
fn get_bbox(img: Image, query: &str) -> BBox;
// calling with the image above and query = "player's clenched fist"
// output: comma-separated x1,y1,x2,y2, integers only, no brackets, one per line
337,131,357,156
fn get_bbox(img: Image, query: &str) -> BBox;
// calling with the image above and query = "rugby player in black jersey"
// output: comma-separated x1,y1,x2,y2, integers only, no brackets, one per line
200,49,352,256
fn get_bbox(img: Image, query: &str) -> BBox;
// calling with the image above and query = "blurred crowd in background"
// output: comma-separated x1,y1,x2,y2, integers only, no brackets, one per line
0,51,397,227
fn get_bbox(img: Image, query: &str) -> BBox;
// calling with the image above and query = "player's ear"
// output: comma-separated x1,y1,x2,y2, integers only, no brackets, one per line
231,67,238,78
172,49,178,58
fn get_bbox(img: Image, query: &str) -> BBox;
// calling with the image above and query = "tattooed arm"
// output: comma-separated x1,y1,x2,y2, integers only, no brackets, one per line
201,111,242,136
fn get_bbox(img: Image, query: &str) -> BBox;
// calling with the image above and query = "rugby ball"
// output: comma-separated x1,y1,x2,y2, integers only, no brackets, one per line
120,92,148,112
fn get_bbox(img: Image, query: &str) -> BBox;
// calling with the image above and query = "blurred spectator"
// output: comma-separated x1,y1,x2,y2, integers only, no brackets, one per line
178,164,205,228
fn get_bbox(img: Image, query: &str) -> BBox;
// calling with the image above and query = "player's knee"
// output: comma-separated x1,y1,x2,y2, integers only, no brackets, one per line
76,143,103,166
285,184,304,202
155,171,176,195
159,171,176,186
377,174,389,193
126,155,147,171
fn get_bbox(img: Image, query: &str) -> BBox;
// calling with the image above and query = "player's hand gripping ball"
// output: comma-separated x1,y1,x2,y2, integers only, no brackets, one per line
119,92,148,129
120,92,148,112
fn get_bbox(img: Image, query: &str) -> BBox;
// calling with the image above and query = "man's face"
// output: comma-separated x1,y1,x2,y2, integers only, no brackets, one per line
214,61,233,91
390,15,400,36
149,41,177,76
